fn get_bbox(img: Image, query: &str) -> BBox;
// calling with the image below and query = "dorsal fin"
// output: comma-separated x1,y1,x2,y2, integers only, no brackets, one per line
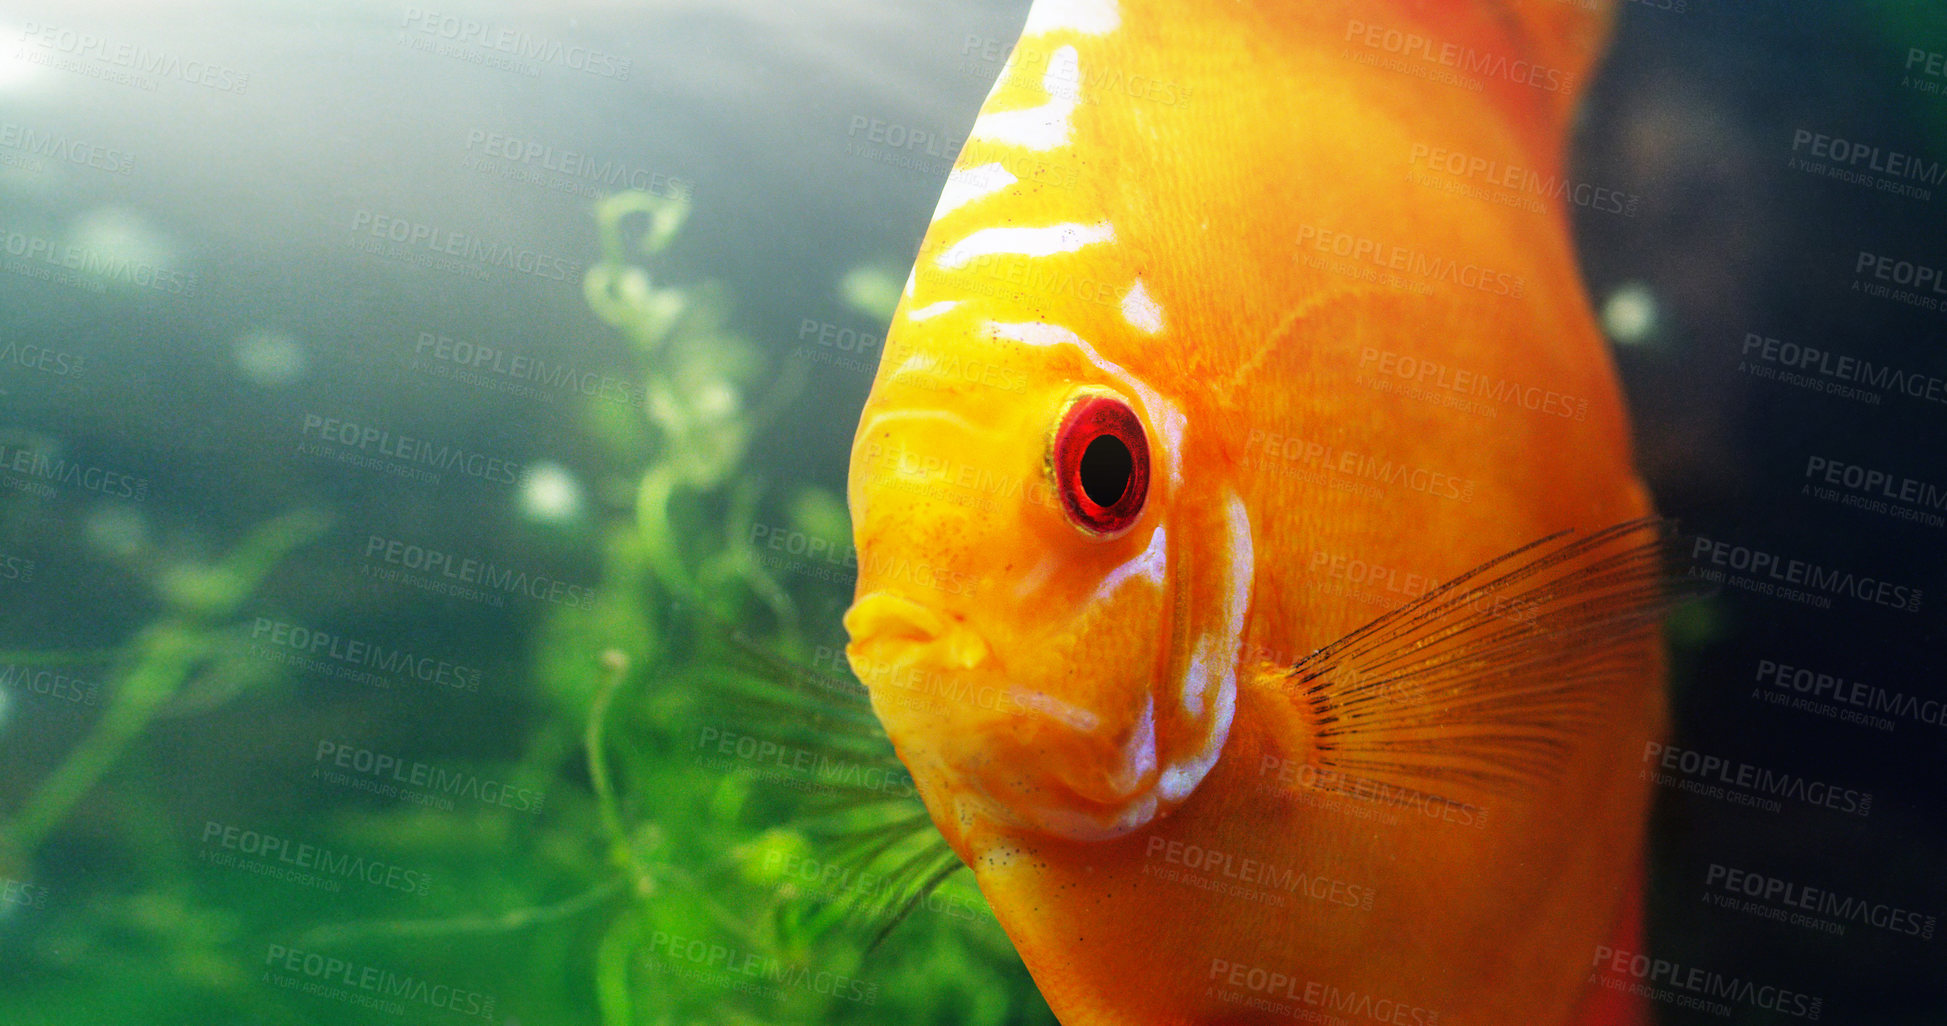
1391,0,1615,161
1205,0,1615,169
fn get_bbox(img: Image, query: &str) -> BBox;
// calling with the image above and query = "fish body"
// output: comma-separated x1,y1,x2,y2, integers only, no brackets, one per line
844,2,1658,1024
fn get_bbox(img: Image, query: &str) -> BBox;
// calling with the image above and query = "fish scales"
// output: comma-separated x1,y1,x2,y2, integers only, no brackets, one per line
846,1,1660,1024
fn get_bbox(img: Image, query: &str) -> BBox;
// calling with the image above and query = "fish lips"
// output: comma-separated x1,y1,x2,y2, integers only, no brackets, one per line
845,591,1165,842
844,591,990,672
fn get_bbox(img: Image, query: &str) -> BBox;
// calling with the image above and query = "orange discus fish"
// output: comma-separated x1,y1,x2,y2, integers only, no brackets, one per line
843,1,1680,1023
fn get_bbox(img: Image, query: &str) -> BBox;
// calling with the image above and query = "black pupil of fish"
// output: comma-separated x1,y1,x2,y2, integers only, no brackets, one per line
1079,433,1134,507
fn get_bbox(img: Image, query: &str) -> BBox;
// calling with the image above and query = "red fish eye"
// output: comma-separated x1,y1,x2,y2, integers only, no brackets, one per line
1052,395,1149,536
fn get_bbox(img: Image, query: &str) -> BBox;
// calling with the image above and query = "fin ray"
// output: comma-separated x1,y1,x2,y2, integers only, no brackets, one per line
1283,517,1703,803
680,602,960,947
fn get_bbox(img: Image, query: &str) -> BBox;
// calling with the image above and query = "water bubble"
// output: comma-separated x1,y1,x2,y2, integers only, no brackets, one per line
518,461,585,525
66,206,179,286
0,44,44,94
840,264,904,322
83,504,148,559
693,381,739,419
1601,282,1659,346
232,329,308,387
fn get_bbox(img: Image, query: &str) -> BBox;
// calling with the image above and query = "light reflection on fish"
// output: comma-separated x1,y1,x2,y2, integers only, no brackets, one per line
842,1,1685,1023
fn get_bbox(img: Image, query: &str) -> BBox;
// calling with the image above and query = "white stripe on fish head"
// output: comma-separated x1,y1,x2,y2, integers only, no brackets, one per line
895,0,1171,412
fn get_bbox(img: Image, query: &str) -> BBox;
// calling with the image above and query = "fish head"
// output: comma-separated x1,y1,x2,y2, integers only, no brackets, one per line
844,304,1253,849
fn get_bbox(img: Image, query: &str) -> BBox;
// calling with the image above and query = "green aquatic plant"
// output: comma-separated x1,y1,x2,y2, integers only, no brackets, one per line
839,263,906,323
0,510,344,1025
0,188,1047,1026
534,188,1049,1025
2,510,330,863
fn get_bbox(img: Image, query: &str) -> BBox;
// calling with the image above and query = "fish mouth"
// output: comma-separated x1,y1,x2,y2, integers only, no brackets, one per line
845,592,1163,843
843,591,989,672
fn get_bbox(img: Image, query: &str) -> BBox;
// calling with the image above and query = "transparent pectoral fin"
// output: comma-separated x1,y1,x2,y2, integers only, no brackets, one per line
1281,517,1707,804
682,604,966,950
